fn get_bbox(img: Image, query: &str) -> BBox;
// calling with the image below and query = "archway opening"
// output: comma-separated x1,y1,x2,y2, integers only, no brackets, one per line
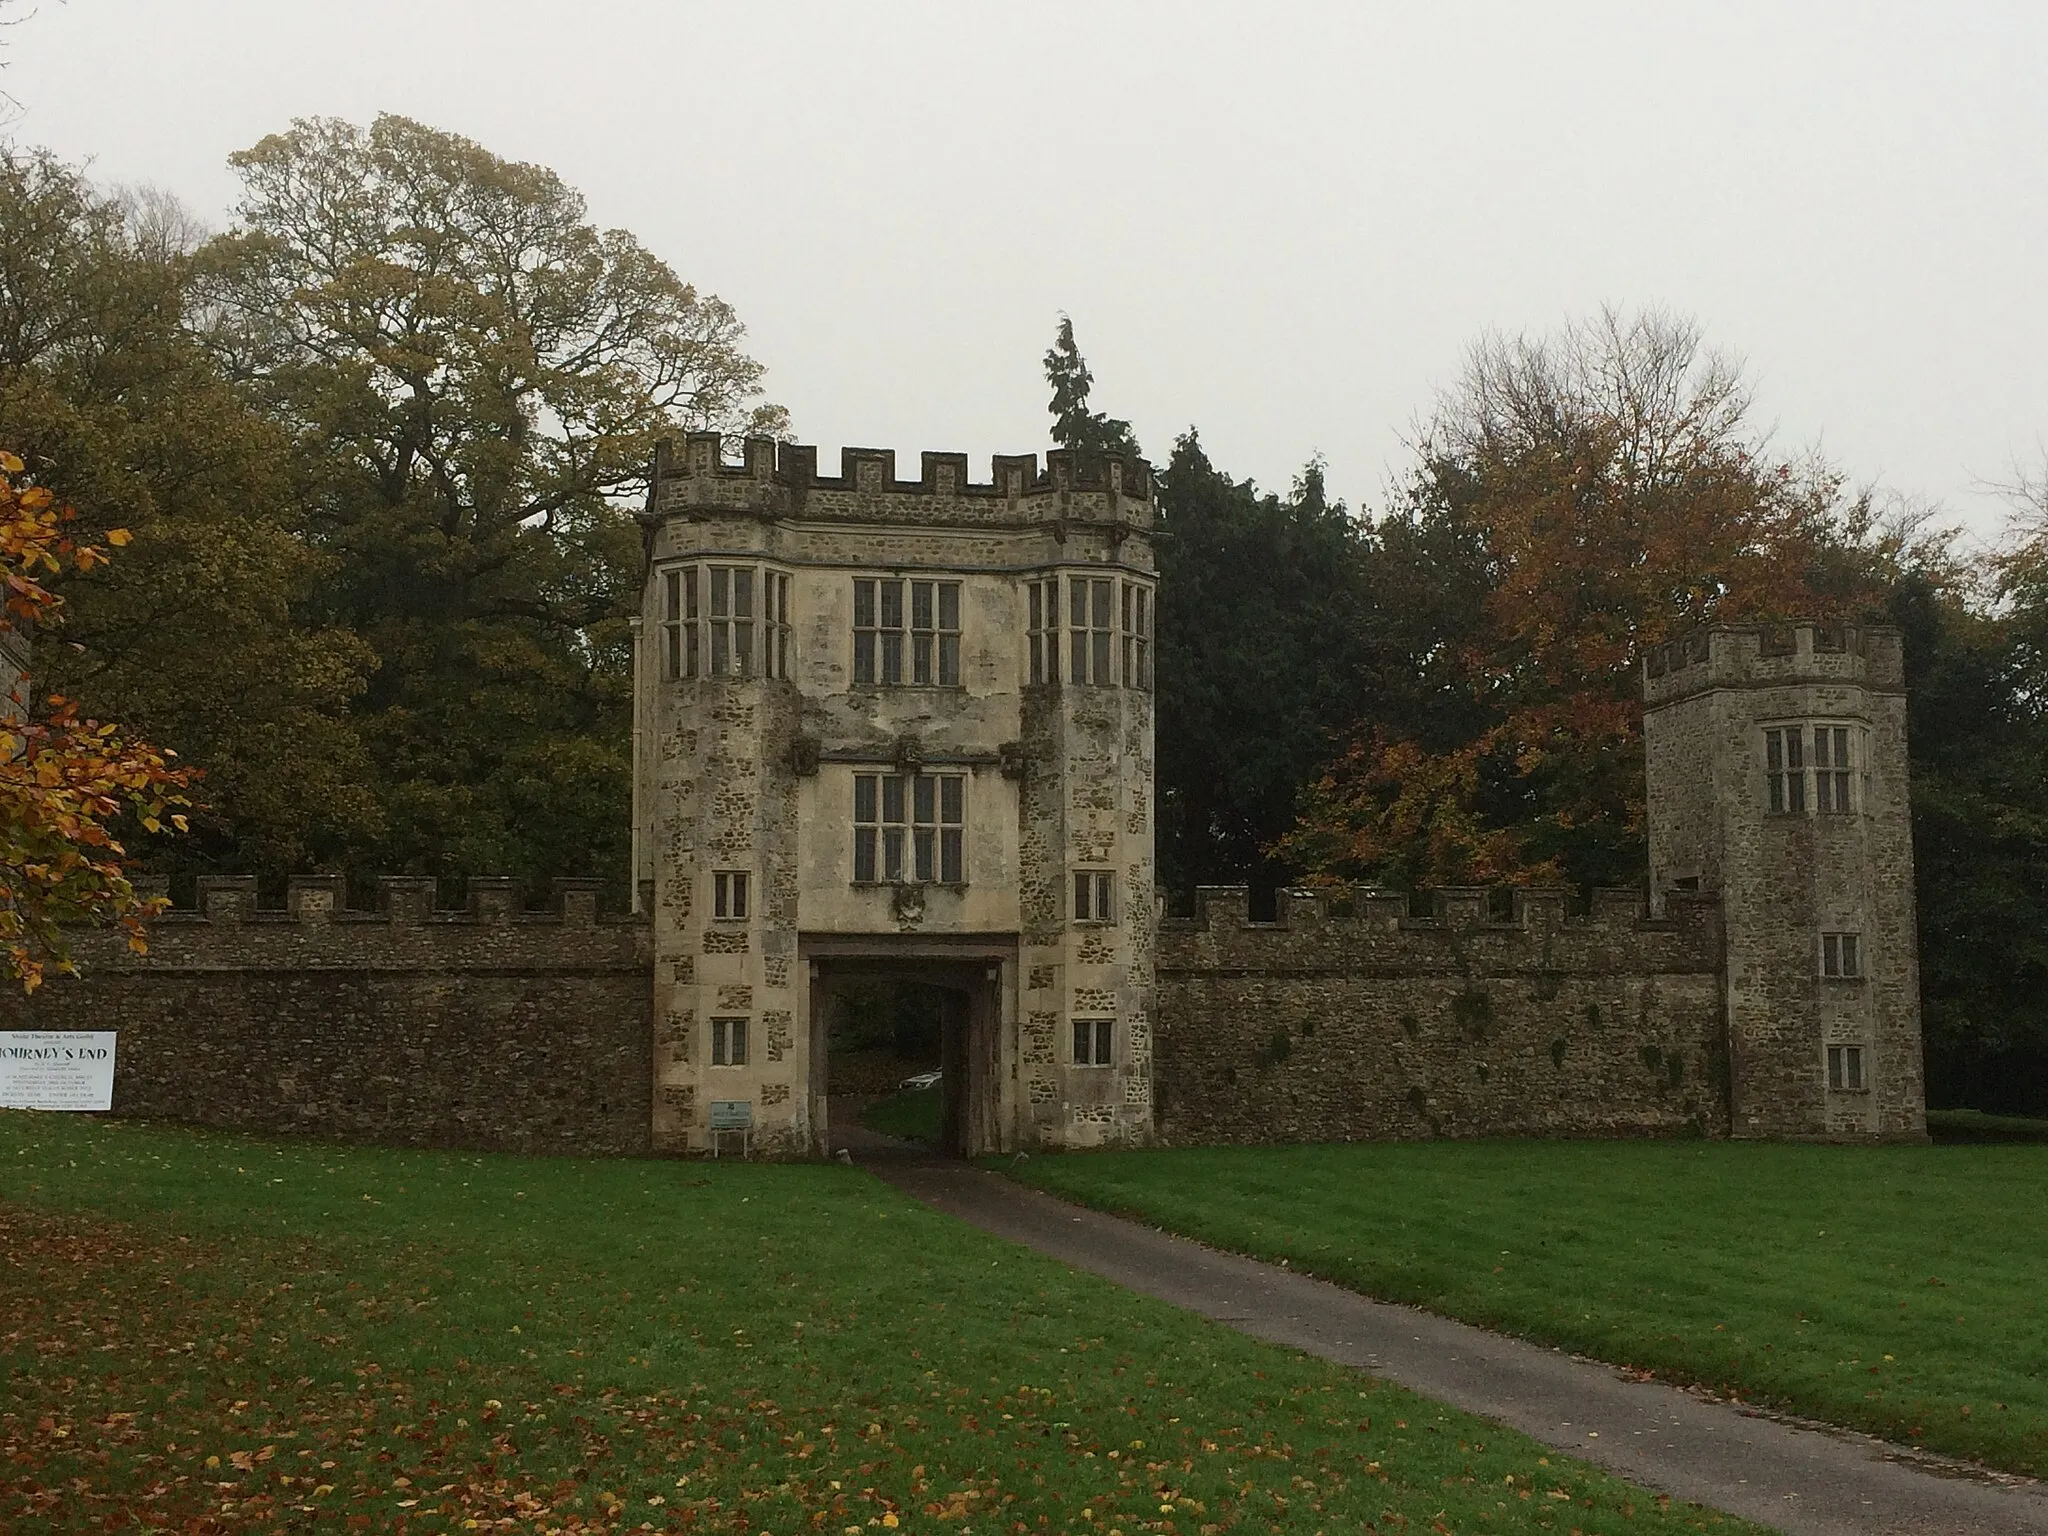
809,953,1006,1159
825,979,951,1151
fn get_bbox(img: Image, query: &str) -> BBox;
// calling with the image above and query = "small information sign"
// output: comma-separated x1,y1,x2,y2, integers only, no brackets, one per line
709,1100,754,1131
0,1031,117,1111
708,1099,753,1159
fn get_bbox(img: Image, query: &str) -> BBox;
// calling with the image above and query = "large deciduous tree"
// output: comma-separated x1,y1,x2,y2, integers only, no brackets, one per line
0,145,376,879
1283,309,1887,890
200,114,787,888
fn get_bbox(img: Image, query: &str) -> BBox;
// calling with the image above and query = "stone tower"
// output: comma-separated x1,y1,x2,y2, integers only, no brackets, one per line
631,434,1157,1155
1643,622,1925,1140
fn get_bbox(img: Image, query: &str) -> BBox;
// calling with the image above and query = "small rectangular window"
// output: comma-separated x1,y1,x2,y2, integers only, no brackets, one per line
853,577,877,685
1068,576,1114,684
1073,869,1114,923
1765,726,1807,813
938,774,964,883
1821,931,1862,978
1827,1043,1866,1091
852,577,901,685
881,773,906,880
708,565,755,678
711,1017,749,1067
713,870,749,920
1073,1018,1115,1067
909,579,962,686
1814,724,1852,813
1026,578,1059,684
853,775,878,883
1120,581,1152,690
855,577,958,686
661,564,700,678
762,571,792,680
853,772,966,884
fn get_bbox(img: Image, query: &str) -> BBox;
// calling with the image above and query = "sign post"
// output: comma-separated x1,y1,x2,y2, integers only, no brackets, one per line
708,1099,753,1159
0,1031,117,1110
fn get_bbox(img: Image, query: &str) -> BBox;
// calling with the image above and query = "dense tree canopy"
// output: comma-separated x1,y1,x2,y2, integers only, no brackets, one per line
196,114,786,888
1902,477,2048,1111
0,145,375,877
1282,310,1891,889
1150,435,1386,893
0,121,787,898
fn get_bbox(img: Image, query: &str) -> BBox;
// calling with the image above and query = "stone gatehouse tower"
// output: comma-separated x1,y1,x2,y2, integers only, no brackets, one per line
1644,622,1925,1139
631,434,1157,1155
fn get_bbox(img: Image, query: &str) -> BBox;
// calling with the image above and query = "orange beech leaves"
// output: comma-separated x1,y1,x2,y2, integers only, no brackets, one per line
1283,317,1875,888
0,450,193,990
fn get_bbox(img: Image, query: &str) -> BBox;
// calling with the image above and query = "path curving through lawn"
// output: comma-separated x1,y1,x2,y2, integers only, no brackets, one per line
872,1154,2048,1536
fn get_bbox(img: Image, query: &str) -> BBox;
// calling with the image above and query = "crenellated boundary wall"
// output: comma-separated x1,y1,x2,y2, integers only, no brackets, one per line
1155,885,1730,1143
1,876,653,1155
3,876,1736,1156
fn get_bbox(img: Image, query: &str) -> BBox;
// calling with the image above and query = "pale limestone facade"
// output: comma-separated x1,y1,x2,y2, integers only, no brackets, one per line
631,435,1157,1155
1643,622,1926,1140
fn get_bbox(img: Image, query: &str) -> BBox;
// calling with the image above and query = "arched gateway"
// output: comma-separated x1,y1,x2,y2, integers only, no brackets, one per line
632,435,1158,1156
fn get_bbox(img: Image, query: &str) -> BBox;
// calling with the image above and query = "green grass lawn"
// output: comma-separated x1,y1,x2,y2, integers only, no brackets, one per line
0,1115,1764,1535
1927,1108,2048,1143
1006,1141,2048,1477
862,1086,944,1143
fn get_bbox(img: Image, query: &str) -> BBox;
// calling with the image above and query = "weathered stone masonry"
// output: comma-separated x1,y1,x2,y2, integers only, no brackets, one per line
632,435,1157,1156
1156,887,1728,1143
2,876,653,1156
1644,622,1923,1140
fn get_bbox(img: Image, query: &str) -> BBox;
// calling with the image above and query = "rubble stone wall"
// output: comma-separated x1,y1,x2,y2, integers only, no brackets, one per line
1,876,653,1156
1154,886,1729,1143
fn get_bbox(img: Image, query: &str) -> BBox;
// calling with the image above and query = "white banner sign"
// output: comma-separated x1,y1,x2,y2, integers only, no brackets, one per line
0,1031,117,1111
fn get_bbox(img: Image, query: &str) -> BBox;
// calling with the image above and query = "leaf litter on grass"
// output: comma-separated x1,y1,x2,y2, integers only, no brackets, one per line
2,1115,1768,1535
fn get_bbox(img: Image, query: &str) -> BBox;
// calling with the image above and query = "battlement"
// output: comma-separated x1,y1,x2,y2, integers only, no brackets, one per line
1158,884,1722,977
146,874,642,928
46,874,652,976
1643,621,1904,707
647,433,1154,530
1165,884,1716,934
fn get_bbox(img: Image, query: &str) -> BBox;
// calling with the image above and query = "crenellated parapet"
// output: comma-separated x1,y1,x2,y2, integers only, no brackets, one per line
1159,884,1723,978
645,433,1154,531
1643,621,1904,707
56,875,650,974
157,874,630,926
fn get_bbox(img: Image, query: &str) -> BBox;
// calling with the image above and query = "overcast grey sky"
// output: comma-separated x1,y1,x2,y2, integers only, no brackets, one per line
8,1,2044,535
